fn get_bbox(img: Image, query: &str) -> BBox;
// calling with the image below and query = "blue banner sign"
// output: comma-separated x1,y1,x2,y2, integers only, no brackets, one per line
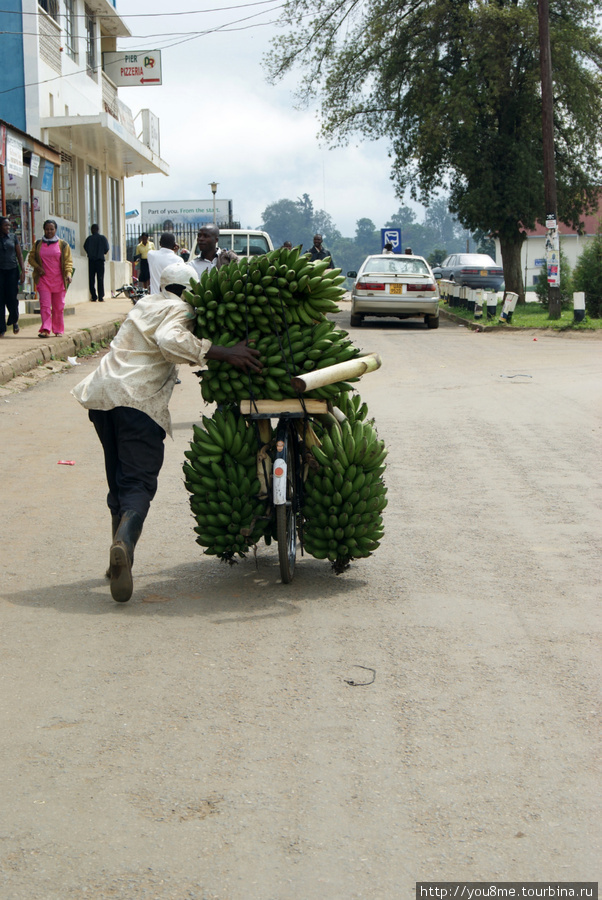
381,228,401,252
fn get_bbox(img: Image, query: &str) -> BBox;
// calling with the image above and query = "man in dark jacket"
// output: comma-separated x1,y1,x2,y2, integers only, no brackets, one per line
83,224,110,302
0,217,25,335
306,234,334,267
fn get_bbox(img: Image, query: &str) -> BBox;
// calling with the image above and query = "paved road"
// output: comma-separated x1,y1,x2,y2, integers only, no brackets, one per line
0,313,600,899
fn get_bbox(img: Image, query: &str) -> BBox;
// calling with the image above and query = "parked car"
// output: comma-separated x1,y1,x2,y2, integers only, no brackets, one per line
431,253,504,290
347,253,440,328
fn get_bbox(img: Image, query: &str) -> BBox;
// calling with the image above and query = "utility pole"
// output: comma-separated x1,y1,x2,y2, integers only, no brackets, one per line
538,0,561,319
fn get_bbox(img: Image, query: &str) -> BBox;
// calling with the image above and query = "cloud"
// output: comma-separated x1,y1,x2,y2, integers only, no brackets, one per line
118,0,420,236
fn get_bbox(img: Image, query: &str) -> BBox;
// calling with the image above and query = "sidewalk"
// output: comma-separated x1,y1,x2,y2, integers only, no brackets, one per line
0,297,133,386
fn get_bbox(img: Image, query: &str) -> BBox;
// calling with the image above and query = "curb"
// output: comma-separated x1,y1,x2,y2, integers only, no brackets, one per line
0,319,124,386
439,307,522,332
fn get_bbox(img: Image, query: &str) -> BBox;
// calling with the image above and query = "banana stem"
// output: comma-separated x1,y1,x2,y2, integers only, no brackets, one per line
290,353,382,394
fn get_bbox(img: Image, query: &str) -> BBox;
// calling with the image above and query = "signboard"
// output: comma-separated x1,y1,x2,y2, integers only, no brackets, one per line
140,109,160,155
0,124,6,167
534,258,545,267
381,227,401,252
103,50,162,87
6,135,23,176
140,199,232,227
545,227,560,287
33,159,54,191
30,153,40,178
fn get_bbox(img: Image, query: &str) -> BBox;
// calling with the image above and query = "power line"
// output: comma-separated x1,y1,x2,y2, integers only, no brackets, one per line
0,0,280,18
0,6,287,95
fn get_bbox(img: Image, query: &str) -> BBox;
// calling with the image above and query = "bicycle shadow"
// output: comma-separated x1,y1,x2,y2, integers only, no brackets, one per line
3,553,369,622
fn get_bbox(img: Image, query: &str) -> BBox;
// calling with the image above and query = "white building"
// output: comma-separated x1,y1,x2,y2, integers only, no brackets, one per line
494,208,602,290
0,0,168,303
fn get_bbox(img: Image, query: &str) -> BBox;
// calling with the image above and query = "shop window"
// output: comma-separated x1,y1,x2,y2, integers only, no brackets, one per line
51,151,75,221
64,0,77,61
38,0,59,21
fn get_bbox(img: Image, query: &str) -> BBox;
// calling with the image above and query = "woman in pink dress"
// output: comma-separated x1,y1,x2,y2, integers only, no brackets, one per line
28,219,73,337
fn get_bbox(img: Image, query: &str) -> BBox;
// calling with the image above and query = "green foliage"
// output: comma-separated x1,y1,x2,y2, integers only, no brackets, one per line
573,231,602,318
535,244,573,310
266,0,602,301
428,248,447,267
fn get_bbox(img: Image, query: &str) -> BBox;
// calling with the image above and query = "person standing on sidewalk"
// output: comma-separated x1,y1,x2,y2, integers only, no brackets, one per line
0,217,25,337
134,233,155,289
72,262,261,603
27,219,73,337
83,224,109,302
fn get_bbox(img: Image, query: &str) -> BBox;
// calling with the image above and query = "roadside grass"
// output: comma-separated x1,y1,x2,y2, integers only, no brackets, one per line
441,300,602,331
76,339,110,357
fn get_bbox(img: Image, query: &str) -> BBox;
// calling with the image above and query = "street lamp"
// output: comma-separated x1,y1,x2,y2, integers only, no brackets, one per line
209,181,218,225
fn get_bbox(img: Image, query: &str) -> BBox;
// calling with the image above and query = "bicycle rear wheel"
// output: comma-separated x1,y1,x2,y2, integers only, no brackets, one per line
276,423,297,583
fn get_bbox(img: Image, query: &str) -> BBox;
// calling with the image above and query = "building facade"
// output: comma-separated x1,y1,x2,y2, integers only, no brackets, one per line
0,0,169,303
494,208,602,290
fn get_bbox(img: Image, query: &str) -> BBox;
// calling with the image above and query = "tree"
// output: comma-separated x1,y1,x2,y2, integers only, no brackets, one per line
573,231,602,318
354,218,380,258
260,199,307,248
267,0,602,303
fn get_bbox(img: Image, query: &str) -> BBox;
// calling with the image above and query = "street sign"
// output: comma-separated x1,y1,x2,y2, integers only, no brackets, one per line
381,228,401,252
102,51,162,87
534,258,545,267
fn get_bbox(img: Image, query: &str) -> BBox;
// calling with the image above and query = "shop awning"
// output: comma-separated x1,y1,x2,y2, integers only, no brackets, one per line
1,119,61,166
39,112,169,177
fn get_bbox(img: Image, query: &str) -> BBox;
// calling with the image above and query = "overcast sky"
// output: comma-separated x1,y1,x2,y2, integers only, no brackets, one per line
116,0,419,237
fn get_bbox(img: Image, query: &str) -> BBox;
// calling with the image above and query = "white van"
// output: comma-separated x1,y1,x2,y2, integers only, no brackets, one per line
212,229,274,257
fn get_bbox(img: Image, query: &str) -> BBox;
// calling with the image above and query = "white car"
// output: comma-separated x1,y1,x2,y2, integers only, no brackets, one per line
347,254,440,328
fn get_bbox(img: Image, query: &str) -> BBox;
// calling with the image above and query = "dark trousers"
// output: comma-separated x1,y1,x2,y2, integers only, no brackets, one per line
88,407,166,521
0,267,19,333
88,258,105,301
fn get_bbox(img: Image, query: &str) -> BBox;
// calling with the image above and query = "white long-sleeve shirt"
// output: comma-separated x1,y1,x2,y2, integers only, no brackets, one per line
72,289,211,436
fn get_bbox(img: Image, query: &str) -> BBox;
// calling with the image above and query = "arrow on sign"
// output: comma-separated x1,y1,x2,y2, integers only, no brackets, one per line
141,78,161,84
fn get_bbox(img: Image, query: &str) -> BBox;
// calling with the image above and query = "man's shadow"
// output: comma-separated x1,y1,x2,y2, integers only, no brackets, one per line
4,554,368,623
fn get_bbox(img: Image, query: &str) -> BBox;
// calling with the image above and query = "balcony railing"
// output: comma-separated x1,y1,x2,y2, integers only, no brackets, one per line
102,72,119,119
39,8,62,73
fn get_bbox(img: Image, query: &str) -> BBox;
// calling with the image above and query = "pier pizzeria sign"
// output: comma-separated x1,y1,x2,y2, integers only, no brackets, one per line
102,51,162,87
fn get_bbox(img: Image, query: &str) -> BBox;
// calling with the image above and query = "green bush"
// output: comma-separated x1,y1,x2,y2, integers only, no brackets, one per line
573,231,602,319
535,244,573,310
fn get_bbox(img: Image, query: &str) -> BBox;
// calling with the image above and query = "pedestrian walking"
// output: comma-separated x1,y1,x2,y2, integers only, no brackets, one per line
0,216,25,336
72,262,261,603
83,224,109,302
27,219,73,337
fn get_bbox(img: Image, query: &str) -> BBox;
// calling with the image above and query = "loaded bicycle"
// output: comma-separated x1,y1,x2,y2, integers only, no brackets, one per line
183,244,386,583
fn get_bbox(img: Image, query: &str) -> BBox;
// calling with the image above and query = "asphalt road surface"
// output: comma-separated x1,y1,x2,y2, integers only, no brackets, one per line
0,313,600,899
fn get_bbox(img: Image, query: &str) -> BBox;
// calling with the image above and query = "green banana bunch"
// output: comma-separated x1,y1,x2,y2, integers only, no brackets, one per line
332,388,371,426
183,408,269,562
189,245,347,344
198,321,360,404
301,412,387,572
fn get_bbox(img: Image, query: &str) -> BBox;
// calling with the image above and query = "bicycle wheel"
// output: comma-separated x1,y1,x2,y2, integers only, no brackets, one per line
276,423,298,583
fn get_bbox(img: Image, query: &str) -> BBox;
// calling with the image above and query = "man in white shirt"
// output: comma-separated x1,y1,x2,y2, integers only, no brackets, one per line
147,232,178,294
72,262,261,603
190,224,238,279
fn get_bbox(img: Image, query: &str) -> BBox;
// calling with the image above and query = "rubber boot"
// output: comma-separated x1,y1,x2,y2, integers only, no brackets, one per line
106,514,121,579
109,510,144,602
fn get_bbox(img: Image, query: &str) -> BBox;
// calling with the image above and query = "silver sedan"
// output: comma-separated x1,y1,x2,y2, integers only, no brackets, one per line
347,254,440,328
